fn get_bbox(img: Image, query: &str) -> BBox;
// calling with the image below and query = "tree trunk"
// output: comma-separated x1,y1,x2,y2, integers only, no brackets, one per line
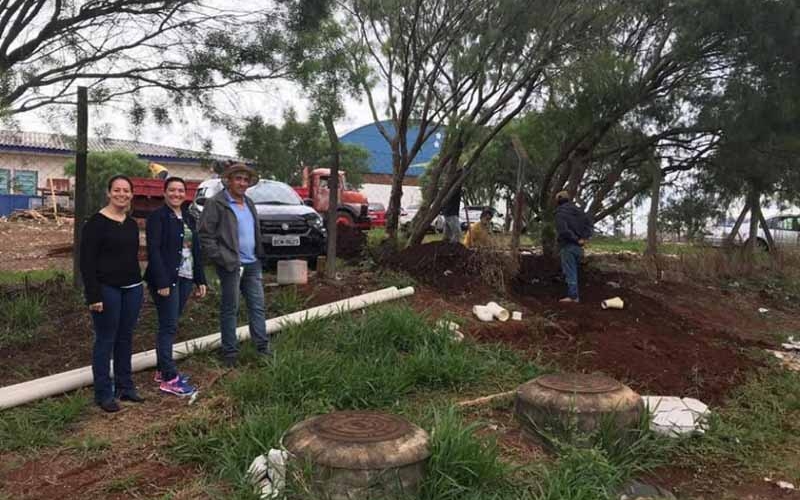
755,204,775,250
645,163,662,256
73,87,88,289
384,141,404,241
323,115,340,279
725,201,750,248
745,185,760,256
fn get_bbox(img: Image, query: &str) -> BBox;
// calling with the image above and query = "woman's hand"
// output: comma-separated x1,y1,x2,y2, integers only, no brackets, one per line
89,302,104,312
157,287,171,297
195,284,207,298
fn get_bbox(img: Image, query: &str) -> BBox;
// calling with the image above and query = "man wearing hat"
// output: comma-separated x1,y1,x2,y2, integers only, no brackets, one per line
198,163,270,366
554,190,593,303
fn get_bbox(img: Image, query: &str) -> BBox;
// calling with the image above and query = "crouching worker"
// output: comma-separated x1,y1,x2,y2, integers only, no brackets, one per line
554,191,593,303
463,208,495,248
145,177,207,397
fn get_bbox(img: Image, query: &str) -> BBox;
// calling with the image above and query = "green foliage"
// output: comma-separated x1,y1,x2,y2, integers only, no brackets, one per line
0,269,70,285
63,150,148,215
0,393,89,452
677,368,800,480
419,408,512,500
0,290,45,348
169,305,537,497
659,185,722,241
236,109,370,188
271,285,310,317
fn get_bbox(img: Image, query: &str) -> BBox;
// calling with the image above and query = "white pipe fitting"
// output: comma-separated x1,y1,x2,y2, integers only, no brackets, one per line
472,305,494,322
601,296,624,310
486,301,510,322
0,286,415,410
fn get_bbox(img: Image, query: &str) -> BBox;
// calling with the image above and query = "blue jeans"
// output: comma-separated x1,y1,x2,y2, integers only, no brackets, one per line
90,284,143,403
216,262,269,358
151,277,193,381
560,244,583,300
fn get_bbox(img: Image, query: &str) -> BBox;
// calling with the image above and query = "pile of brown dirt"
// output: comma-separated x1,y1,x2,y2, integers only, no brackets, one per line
476,254,763,404
335,224,367,259
382,241,479,292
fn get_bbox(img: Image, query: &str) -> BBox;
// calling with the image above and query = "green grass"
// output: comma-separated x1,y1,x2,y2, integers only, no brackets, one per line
270,285,310,316
0,269,70,285
675,367,800,484
0,290,46,348
64,435,112,459
587,236,691,255
169,305,539,497
0,392,90,452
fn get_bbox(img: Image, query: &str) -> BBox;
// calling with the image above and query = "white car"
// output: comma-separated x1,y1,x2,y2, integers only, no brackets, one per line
434,205,505,233
706,214,800,250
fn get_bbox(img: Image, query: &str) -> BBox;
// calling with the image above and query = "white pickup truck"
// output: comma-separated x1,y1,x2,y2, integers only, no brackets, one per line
706,214,800,250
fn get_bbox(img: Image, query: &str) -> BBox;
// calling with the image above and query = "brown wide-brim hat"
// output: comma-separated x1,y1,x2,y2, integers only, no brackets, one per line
222,163,259,187
555,190,571,202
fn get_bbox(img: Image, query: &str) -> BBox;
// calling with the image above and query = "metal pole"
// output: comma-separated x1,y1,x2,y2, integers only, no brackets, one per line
73,87,88,288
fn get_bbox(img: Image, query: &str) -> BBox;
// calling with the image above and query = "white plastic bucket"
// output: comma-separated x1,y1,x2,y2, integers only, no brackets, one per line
277,260,308,285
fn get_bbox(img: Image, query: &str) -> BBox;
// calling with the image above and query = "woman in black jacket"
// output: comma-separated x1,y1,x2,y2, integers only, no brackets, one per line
144,177,207,397
80,175,144,413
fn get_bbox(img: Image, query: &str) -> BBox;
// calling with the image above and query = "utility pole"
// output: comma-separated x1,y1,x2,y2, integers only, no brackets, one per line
73,87,88,288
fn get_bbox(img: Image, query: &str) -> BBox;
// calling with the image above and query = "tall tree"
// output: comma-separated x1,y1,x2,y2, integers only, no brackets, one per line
235,110,370,187
340,0,615,244
0,1,302,119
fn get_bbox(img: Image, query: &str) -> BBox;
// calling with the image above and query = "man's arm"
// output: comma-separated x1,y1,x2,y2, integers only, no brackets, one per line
198,200,223,264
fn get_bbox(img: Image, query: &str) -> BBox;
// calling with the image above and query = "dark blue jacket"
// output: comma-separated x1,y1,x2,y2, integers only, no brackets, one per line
144,205,206,289
555,201,593,247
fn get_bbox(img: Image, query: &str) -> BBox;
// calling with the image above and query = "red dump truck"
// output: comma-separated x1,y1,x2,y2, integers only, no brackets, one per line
293,167,371,230
130,177,201,218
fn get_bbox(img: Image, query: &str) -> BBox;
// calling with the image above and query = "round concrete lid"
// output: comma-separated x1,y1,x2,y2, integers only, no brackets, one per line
534,373,623,394
283,411,431,470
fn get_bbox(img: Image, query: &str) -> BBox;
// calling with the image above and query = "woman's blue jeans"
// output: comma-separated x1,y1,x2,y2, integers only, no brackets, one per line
151,277,193,381
90,284,143,403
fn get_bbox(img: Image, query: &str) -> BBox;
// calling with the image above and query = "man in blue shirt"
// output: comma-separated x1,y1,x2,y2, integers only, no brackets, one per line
198,163,270,366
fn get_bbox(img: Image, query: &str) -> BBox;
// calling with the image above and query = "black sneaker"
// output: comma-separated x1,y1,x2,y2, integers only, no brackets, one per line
257,345,273,358
223,356,238,368
98,399,120,413
118,391,145,403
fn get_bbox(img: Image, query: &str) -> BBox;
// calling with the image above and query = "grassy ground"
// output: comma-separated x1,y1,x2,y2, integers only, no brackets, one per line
3,244,800,499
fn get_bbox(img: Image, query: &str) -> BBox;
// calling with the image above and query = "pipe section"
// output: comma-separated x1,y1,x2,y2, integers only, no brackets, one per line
0,286,415,410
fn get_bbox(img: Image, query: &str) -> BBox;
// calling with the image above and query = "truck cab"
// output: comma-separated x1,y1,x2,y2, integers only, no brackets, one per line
294,167,371,230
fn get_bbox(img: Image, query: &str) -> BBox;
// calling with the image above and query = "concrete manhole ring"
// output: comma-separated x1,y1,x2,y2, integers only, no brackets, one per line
309,410,413,443
535,373,623,394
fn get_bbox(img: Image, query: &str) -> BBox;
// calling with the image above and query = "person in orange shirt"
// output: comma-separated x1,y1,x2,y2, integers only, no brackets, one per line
463,208,495,248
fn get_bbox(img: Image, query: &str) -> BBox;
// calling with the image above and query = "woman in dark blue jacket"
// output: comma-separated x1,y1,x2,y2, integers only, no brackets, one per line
144,177,207,397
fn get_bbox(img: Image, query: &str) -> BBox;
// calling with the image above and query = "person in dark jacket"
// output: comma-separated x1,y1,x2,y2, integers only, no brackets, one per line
198,163,269,367
554,190,593,303
80,175,144,413
442,186,462,244
144,177,207,397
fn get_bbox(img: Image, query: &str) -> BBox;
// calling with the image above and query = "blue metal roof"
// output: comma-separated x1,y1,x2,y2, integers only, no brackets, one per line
340,121,442,177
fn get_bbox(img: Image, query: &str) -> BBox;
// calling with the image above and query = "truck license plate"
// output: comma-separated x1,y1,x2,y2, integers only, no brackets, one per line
272,235,300,246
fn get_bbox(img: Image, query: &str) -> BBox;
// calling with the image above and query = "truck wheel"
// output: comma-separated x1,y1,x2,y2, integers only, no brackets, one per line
336,211,355,227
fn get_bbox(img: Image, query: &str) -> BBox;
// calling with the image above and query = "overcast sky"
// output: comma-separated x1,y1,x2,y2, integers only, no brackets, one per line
13,77,377,157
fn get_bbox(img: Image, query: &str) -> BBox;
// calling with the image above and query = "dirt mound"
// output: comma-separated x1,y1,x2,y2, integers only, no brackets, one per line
492,259,761,404
383,241,478,292
336,224,366,259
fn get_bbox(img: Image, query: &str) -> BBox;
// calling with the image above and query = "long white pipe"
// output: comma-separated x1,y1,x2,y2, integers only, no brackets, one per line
0,286,415,410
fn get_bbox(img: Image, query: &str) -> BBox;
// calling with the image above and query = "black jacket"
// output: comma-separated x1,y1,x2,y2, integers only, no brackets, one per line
198,189,265,272
555,201,593,247
144,205,207,289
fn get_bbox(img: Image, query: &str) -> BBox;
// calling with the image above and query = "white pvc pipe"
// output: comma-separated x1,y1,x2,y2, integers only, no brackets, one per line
0,286,415,410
